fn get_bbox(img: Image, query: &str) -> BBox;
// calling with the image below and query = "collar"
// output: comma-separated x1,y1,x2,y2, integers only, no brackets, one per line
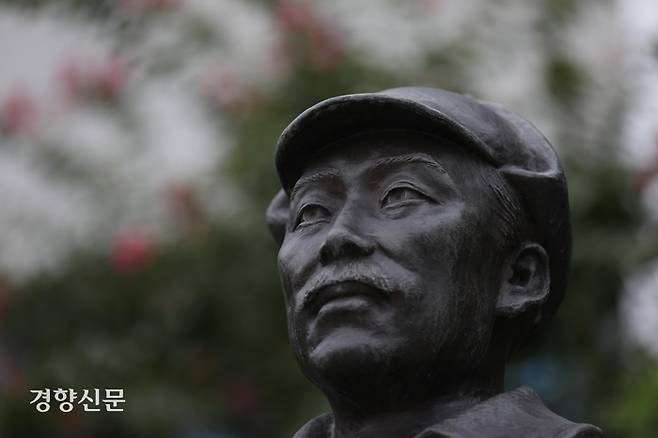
293,387,602,438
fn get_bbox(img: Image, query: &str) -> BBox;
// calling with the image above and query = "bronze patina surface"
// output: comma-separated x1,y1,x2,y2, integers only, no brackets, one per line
267,87,602,438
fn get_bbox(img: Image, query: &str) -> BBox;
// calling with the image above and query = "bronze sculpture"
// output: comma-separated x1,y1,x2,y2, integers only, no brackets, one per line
266,87,602,437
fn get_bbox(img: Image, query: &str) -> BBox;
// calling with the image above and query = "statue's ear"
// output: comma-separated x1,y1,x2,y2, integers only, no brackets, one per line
266,189,290,247
496,243,550,317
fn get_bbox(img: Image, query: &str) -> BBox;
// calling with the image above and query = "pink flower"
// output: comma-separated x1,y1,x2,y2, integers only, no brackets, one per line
57,57,128,104
58,61,85,102
110,229,154,274
274,0,343,70
635,140,658,193
307,26,342,69
634,166,657,193
91,57,127,101
268,37,294,76
202,69,254,113
275,0,315,32
0,90,37,134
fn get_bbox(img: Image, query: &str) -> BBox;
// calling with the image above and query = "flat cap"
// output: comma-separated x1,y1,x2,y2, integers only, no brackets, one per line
269,86,571,325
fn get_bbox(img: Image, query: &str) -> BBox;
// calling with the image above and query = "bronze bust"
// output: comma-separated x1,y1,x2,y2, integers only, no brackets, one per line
266,87,602,437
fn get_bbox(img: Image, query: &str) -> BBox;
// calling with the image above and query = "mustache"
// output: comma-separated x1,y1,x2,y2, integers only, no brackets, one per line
299,263,400,310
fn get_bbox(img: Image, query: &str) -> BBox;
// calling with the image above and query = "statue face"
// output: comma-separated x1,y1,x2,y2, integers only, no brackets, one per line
277,130,505,392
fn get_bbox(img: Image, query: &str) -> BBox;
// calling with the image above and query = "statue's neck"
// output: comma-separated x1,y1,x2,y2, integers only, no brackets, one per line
328,390,487,438
325,360,506,438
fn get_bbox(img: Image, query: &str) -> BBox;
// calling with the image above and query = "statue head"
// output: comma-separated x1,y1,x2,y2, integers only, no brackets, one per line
266,87,571,409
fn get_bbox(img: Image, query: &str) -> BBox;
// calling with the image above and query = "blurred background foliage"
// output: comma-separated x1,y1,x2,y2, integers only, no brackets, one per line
0,0,657,437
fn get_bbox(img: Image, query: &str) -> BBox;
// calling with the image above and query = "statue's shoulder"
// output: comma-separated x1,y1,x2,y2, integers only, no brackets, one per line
291,388,603,438
420,387,603,438
292,412,333,438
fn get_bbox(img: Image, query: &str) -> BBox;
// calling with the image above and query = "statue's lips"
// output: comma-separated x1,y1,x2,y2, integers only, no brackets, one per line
310,281,386,314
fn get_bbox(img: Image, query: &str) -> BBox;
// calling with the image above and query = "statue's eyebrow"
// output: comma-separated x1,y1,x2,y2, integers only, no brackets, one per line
290,168,340,202
370,153,447,174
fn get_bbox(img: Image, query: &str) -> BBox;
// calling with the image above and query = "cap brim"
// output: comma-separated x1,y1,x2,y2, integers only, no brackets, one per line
275,93,493,194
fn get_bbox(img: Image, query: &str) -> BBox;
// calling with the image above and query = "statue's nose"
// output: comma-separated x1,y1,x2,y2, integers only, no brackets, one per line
319,209,375,265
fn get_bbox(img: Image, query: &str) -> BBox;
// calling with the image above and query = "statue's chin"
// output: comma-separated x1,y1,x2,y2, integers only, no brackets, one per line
295,327,489,408
298,327,407,396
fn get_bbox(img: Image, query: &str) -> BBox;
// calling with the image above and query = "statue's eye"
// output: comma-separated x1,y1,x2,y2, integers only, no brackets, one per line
295,204,331,229
381,186,429,208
